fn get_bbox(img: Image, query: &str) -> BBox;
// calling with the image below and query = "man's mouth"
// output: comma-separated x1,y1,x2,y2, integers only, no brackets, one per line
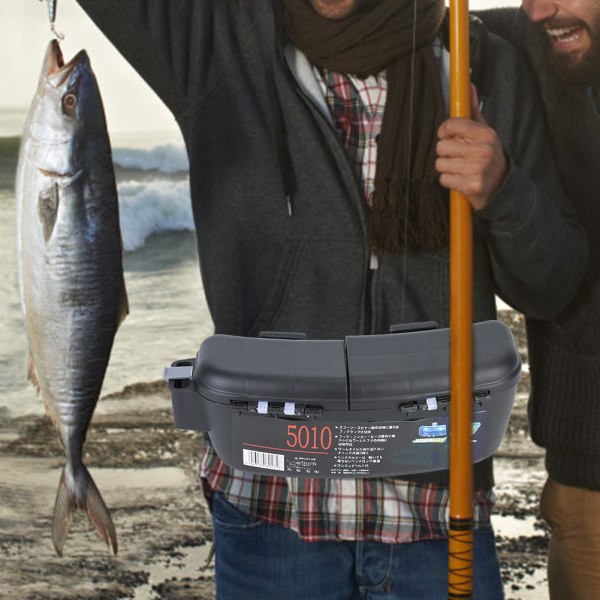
544,22,588,52
539,16,600,84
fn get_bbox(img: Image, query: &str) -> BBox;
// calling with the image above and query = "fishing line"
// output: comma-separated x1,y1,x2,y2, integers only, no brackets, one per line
399,0,418,323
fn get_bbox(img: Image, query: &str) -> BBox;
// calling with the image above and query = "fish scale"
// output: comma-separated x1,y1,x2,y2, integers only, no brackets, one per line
16,40,127,556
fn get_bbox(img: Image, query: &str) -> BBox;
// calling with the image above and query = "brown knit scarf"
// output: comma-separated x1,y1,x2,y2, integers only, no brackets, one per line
284,0,448,254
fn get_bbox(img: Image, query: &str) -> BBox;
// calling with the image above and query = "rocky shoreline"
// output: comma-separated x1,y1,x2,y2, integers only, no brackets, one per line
0,311,549,599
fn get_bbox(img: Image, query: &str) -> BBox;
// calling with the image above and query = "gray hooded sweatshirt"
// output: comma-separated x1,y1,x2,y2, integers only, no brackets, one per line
75,0,586,490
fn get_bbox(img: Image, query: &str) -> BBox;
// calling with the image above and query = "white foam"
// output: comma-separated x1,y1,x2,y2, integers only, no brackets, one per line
118,179,194,251
112,143,189,174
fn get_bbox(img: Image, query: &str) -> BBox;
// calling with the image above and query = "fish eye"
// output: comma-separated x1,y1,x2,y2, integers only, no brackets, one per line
62,93,78,113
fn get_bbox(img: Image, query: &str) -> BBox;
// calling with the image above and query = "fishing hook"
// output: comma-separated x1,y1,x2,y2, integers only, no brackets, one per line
40,0,65,40
50,22,65,41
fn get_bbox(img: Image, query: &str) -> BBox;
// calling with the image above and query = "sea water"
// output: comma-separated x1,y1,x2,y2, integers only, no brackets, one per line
0,120,213,418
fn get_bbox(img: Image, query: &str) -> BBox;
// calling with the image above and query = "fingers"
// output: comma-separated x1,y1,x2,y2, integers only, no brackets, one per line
435,85,508,209
437,85,485,139
436,129,497,158
436,148,496,206
437,117,496,144
436,109,508,210
436,161,494,210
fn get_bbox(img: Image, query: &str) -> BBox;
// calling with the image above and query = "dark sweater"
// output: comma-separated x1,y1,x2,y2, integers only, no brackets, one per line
479,8,600,491
74,0,587,491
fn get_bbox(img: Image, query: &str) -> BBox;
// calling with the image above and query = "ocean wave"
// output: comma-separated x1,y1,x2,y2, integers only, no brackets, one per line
112,143,189,174
118,179,194,252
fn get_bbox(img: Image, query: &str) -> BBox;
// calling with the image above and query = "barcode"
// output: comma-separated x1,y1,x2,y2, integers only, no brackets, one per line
243,448,284,471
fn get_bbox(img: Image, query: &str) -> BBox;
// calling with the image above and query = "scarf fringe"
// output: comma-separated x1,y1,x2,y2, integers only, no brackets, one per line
369,179,449,254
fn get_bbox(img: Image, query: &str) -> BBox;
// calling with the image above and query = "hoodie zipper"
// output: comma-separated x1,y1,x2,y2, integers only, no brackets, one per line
275,43,374,335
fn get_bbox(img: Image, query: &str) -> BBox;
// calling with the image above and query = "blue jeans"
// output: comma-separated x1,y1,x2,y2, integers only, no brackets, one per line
211,492,504,600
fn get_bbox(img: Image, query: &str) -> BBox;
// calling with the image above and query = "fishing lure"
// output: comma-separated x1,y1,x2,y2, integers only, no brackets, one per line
41,0,64,39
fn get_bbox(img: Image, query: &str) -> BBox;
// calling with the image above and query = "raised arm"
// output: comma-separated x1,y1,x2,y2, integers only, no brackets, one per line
74,0,260,119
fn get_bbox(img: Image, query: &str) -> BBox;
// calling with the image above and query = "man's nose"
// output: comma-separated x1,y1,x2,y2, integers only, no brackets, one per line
522,0,558,23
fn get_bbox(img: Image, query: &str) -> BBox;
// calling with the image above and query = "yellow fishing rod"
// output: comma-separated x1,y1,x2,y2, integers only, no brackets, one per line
448,0,474,598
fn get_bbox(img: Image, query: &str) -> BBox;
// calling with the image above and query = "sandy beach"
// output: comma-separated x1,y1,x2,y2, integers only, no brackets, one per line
0,380,216,600
0,310,549,600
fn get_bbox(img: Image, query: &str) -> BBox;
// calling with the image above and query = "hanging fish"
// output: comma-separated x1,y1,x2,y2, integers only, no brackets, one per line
16,40,127,556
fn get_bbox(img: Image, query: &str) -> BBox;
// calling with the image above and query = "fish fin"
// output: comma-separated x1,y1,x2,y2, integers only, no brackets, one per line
84,467,118,555
27,352,40,392
37,184,59,242
52,468,74,557
27,355,57,425
117,286,129,326
52,465,118,556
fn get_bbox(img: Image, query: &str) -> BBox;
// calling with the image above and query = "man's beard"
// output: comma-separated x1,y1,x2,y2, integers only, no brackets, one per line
537,17,600,86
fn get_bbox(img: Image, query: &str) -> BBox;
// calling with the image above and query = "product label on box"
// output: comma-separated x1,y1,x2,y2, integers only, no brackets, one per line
231,412,487,477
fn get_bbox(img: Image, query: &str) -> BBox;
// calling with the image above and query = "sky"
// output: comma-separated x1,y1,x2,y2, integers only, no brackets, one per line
1,0,521,138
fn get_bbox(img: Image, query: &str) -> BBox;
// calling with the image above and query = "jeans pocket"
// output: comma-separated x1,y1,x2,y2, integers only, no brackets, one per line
211,492,266,532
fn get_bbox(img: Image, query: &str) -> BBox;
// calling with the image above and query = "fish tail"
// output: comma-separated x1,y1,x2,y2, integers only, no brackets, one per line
52,465,118,556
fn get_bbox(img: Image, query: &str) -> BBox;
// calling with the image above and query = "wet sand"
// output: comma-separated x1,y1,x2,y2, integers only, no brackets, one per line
0,311,549,599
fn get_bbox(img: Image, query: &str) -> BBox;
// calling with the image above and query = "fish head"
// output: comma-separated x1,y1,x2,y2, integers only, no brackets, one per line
23,40,109,182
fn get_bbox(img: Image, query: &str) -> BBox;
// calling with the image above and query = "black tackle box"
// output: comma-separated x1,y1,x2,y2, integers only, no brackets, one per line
164,320,520,478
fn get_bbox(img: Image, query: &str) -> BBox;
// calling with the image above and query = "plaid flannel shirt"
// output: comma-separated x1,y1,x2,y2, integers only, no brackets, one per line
199,57,494,543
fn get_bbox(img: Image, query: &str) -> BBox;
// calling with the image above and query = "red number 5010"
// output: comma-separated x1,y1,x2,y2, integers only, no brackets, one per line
286,425,332,451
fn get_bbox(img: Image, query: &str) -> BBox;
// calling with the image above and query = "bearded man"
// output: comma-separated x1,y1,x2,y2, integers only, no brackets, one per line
75,0,586,597
479,2,600,598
